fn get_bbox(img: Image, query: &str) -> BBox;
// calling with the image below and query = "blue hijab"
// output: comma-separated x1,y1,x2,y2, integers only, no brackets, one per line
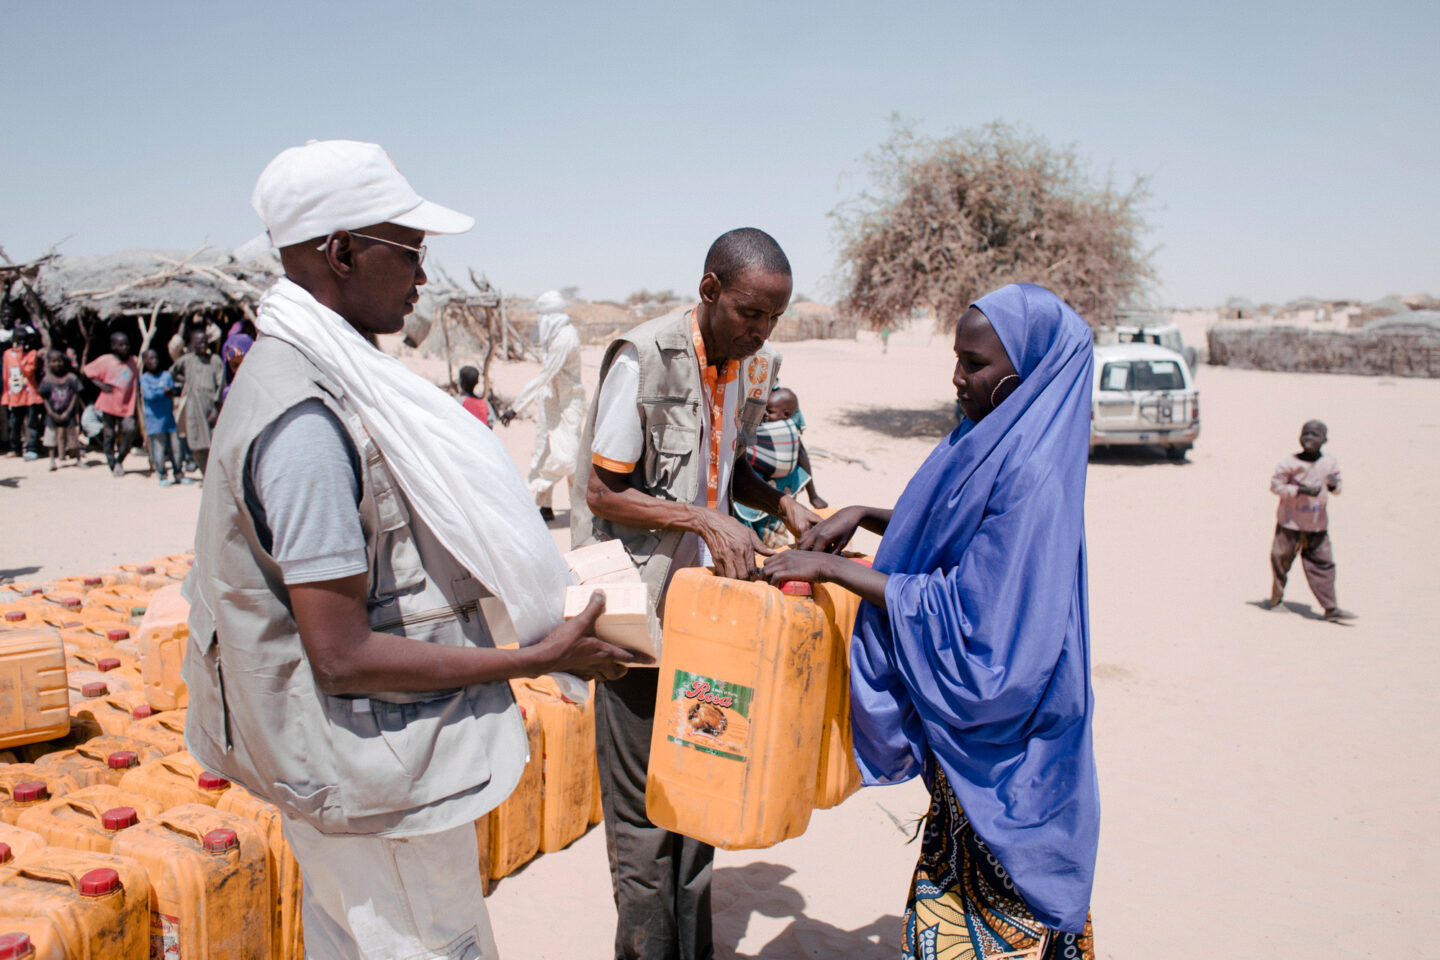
850,283,1099,933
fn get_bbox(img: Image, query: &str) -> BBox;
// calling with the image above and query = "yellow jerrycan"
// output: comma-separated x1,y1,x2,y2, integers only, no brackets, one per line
0,629,69,752
487,699,542,882
82,586,151,622
0,848,151,959
0,922,67,960
137,583,189,710
511,677,596,853
15,784,160,853
111,804,272,959
646,567,830,850
0,822,47,861
124,710,187,756
42,576,117,598
1,770,81,827
34,737,162,790
811,573,867,810
67,686,145,739
216,786,304,960
118,752,231,809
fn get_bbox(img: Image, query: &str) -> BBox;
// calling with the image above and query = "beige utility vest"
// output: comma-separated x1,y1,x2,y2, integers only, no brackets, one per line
181,336,527,838
569,307,780,627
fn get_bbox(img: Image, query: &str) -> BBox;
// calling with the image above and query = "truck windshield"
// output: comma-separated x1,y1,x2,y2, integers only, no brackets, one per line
1100,360,1185,392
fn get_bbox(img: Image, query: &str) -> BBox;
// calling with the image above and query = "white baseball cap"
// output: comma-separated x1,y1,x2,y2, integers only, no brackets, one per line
249,139,474,250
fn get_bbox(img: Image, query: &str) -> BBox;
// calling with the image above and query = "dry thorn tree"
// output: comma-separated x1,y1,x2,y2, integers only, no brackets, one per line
832,121,1155,329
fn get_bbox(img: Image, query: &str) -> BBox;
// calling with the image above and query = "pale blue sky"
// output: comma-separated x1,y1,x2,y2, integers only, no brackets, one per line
3,1,1436,308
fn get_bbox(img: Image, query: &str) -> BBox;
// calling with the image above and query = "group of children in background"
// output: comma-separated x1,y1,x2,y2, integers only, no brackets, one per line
0,319,253,483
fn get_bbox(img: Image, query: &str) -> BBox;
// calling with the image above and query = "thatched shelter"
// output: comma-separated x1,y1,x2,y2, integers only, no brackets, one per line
3,247,282,366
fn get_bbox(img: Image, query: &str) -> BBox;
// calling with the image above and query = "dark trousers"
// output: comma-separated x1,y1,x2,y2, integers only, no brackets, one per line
1271,525,1337,611
595,668,714,960
101,413,136,469
7,404,42,456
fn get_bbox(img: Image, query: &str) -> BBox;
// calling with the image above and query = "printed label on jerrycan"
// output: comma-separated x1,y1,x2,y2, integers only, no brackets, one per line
151,911,181,960
665,670,754,762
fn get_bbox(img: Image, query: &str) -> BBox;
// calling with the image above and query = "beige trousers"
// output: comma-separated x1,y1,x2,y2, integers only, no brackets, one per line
281,816,498,960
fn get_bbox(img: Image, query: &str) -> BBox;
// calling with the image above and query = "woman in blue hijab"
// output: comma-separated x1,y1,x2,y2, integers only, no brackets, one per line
762,284,1099,959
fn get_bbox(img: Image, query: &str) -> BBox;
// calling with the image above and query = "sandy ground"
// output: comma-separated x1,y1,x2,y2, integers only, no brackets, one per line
4,323,1437,959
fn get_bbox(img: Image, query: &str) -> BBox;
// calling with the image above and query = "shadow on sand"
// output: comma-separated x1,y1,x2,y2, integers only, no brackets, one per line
1088,445,1191,466
1243,598,1350,625
835,404,958,441
714,862,900,959
0,566,41,583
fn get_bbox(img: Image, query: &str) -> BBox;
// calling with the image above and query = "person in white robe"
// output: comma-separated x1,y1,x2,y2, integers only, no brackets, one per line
512,290,585,520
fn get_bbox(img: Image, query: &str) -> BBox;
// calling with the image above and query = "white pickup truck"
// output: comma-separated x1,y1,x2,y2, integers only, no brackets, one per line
1090,342,1200,460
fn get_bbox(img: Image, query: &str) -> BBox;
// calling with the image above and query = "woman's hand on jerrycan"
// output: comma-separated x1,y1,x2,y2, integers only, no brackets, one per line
797,505,866,554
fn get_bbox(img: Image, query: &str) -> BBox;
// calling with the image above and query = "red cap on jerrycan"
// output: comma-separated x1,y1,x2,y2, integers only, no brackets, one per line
203,828,238,853
3,611,25,622
0,932,35,960
106,628,129,642
131,705,154,720
779,581,813,597
198,772,231,792
11,781,48,804
79,868,121,897
108,751,139,771
0,843,11,865
102,807,138,830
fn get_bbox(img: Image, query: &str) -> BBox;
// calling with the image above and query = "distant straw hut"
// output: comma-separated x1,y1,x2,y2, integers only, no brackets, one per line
6,248,281,366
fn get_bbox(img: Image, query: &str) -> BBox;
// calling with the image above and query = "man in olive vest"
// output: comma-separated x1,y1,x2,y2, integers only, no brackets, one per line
183,139,639,960
571,227,819,960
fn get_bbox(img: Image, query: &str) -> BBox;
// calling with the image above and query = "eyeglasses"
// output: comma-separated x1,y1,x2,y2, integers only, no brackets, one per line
317,232,427,268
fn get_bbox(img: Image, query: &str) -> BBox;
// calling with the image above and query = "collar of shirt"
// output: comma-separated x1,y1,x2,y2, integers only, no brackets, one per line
690,310,738,511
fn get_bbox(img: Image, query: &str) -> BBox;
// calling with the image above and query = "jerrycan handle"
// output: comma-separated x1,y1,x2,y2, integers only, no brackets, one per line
14,865,83,889
60,798,107,821
155,815,227,851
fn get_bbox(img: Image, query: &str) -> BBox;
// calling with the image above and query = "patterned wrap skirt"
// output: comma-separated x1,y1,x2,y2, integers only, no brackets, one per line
902,763,1094,960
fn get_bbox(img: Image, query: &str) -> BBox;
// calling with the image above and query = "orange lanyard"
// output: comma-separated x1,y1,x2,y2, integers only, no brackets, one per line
690,312,737,510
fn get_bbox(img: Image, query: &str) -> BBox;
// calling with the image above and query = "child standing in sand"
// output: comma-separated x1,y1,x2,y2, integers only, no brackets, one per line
1269,420,1354,621
37,350,82,471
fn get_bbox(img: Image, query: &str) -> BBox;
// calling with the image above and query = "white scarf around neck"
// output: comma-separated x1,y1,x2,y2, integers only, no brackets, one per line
257,278,586,701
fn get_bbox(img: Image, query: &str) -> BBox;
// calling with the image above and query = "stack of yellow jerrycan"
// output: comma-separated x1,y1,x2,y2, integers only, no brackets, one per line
511,677,596,853
0,848,152,959
15,784,162,853
112,804,273,958
645,556,870,850
217,785,304,960
118,753,230,810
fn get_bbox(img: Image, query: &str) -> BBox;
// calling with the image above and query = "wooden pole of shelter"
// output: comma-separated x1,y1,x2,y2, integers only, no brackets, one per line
440,303,455,390
480,306,496,400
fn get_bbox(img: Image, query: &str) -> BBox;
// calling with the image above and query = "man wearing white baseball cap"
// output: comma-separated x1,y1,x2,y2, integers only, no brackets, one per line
182,139,644,960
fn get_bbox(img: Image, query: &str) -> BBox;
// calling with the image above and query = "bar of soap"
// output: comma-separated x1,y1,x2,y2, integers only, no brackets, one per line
564,583,654,658
562,541,642,585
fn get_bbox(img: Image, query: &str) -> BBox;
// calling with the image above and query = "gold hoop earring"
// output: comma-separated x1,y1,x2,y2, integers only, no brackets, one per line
990,374,1019,408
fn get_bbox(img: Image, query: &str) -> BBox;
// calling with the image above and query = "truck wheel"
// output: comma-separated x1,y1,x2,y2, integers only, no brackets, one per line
1167,444,1190,462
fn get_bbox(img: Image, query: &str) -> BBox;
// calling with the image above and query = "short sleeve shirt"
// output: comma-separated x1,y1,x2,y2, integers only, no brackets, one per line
591,336,742,572
82,354,138,418
244,399,368,585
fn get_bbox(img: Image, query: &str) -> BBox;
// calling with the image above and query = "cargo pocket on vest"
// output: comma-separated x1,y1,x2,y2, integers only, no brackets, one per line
182,601,232,758
645,423,697,493
363,440,425,597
